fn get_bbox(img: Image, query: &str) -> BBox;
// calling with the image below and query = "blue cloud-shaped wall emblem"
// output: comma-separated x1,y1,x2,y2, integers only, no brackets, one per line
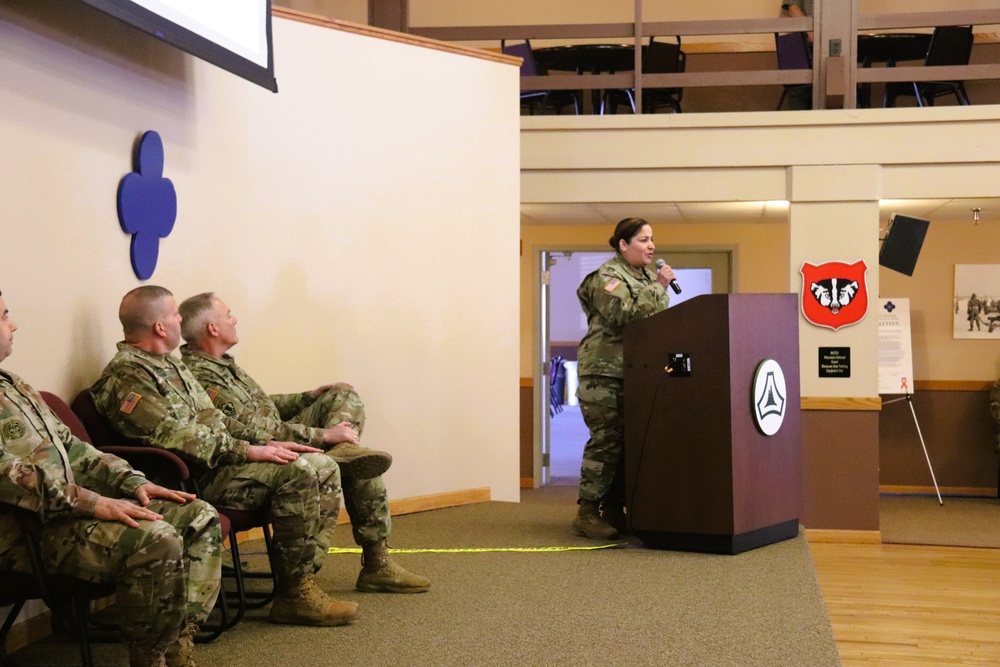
117,131,177,280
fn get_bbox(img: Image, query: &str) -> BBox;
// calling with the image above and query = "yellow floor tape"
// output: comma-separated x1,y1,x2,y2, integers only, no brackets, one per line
327,544,626,554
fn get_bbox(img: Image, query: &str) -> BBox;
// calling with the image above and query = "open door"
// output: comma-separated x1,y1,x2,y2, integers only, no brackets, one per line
535,250,554,487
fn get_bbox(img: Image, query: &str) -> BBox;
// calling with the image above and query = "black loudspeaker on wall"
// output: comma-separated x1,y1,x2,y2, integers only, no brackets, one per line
879,214,930,276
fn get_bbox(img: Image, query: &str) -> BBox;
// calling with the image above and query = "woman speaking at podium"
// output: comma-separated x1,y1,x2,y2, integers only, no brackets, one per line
573,218,676,540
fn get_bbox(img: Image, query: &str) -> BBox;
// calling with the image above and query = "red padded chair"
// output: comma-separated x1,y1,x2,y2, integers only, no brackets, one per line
41,390,238,640
68,390,275,633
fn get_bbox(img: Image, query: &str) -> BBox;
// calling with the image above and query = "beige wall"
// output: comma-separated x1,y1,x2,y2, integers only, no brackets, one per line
0,2,520,502
881,224,1000,381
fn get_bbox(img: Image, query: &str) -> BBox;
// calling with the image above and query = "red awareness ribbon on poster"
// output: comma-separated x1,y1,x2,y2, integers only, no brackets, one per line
900,378,908,391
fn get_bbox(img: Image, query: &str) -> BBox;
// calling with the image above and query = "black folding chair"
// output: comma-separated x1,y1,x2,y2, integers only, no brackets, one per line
0,506,116,667
602,37,685,114
884,26,973,107
502,40,580,115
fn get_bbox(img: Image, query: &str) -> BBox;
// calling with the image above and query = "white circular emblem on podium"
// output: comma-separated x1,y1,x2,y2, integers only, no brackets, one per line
752,359,786,436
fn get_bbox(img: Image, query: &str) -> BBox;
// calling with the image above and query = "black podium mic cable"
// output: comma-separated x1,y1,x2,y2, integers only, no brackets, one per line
626,366,669,531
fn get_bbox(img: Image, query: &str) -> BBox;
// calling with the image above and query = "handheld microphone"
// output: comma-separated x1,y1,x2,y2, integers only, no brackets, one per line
655,259,682,295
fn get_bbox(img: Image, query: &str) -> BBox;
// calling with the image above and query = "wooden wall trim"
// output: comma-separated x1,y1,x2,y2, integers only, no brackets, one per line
805,529,882,544
520,477,535,489
520,377,532,388
880,485,997,497
272,7,519,66
913,380,996,392
801,397,881,411
386,487,491,516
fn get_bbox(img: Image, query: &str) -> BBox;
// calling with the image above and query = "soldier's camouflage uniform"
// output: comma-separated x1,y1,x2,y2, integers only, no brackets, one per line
0,369,221,655
990,378,1000,454
576,253,669,505
180,346,391,550
90,342,340,581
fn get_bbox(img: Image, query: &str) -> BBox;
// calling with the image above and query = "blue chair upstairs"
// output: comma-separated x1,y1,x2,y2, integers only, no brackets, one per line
775,31,813,110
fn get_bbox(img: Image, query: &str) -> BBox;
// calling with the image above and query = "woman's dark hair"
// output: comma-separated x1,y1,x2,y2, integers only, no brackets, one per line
609,217,650,252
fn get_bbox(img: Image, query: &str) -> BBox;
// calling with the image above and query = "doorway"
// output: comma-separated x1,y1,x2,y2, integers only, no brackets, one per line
538,249,732,486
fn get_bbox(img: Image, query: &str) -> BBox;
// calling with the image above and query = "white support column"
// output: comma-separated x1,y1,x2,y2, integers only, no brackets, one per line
787,164,881,398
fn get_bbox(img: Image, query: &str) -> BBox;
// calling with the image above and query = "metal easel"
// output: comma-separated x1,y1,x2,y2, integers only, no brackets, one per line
882,380,943,505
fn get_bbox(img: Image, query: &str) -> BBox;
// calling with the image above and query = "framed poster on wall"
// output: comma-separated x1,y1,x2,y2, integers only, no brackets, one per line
953,264,1000,339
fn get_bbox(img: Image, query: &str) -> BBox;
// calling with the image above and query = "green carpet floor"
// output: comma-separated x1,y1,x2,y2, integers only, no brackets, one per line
11,486,840,666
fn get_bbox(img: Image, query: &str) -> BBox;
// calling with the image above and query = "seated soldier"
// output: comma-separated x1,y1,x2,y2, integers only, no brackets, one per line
178,292,429,593
90,286,357,627
0,289,221,667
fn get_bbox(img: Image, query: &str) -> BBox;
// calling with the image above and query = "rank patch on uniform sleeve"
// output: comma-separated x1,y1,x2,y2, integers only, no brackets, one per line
120,392,142,415
206,388,219,402
604,279,622,292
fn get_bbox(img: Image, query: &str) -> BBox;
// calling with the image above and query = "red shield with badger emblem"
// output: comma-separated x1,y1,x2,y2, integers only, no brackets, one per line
800,260,869,330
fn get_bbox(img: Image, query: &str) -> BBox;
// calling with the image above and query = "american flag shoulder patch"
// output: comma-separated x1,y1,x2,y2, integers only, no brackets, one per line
120,392,142,415
206,388,219,402
604,278,622,292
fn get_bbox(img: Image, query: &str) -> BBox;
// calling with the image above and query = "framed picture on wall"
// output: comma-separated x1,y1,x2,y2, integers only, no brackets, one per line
953,264,1000,339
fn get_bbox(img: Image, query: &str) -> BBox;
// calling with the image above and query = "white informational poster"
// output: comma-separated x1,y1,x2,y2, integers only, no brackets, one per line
878,298,914,395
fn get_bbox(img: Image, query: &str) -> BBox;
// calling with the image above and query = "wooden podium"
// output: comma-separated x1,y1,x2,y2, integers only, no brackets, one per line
623,294,801,554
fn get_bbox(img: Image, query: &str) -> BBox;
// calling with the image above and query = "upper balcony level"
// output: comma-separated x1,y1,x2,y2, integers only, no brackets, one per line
277,0,1000,113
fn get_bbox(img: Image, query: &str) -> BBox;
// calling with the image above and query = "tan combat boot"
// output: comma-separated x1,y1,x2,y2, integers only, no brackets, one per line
572,500,620,540
356,540,431,593
326,442,392,480
128,645,167,667
269,574,359,626
164,622,198,667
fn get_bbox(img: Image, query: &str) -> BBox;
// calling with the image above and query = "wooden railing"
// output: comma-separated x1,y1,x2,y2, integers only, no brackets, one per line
856,10,1000,87
408,8,1000,111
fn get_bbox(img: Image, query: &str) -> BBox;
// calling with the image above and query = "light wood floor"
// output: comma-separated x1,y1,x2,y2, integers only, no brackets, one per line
809,541,1000,666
